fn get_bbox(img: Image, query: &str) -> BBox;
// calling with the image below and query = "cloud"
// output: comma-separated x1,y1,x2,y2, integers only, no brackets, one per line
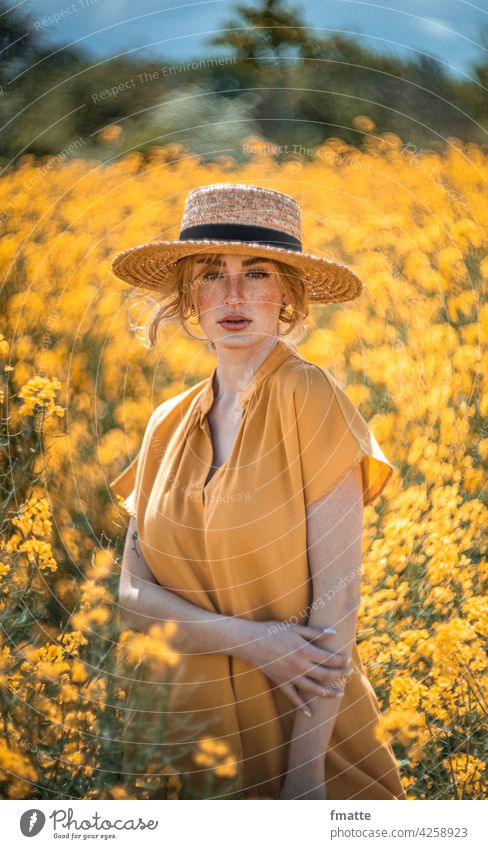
415,17,457,40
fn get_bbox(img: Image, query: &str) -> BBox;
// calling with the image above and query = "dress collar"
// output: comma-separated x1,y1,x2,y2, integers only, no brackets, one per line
195,338,295,425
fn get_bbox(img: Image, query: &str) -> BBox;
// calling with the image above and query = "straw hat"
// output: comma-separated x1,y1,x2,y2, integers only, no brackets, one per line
111,183,364,304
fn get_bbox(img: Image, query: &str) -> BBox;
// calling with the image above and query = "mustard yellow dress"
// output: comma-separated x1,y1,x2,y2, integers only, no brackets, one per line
110,339,407,800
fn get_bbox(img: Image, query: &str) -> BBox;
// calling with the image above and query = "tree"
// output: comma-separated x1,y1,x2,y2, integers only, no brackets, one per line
0,1,45,87
206,0,319,67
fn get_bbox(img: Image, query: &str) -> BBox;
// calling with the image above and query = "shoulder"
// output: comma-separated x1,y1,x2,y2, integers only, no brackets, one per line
143,379,207,434
158,378,208,414
109,380,208,507
272,352,370,445
273,351,343,414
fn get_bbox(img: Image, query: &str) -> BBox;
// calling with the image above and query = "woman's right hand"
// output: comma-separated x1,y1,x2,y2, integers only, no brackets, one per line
234,619,352,714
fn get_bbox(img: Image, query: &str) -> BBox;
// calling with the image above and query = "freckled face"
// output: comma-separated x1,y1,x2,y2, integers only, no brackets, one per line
190,253,287,348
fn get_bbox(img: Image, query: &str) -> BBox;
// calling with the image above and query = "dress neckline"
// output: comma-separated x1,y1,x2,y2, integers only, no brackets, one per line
195,339,296,494
195,338,295,427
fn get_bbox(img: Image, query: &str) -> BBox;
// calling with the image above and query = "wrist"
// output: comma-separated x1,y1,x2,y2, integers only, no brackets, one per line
226,617,261,663
286,756,325,781
282,763,326,797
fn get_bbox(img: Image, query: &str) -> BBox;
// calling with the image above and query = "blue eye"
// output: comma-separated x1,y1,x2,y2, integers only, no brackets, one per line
202,269,269,280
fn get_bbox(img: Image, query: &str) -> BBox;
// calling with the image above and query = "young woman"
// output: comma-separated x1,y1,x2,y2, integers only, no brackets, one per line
109,184,407,800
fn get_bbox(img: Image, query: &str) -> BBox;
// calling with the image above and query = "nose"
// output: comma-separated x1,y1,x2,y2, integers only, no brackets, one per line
222,270,246,300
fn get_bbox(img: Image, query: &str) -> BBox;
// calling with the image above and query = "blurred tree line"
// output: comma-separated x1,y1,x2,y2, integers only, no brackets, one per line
0,0,487,167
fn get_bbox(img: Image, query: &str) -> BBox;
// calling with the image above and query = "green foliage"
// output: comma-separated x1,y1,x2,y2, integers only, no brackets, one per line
1,0,487,166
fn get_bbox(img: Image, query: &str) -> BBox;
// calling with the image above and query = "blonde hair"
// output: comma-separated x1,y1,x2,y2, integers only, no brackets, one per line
146,253,310,350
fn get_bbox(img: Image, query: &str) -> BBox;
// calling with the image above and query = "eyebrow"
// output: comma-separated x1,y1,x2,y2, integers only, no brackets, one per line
194,256,272,268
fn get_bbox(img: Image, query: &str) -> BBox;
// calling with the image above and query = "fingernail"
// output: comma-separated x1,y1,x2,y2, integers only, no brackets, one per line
302,707,312,717
322,628,336,634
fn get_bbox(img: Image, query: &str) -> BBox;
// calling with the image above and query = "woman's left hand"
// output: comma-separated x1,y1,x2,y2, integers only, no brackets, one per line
279,774,327,800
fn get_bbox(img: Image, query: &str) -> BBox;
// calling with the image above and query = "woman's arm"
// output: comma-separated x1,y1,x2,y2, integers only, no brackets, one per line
282,463,364,798
118,516,253,655
119,517,350,705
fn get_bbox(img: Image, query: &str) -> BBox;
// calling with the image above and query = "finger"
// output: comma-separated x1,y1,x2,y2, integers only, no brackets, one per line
303,663,354,689
280,683,313,717
305,644,352,668
294,675,341,698
293,627,350,661
294,625,338,642
298,670,351,695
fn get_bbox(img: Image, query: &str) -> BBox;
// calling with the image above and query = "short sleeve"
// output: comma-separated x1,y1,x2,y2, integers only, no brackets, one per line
109,452,140,517
292,364,395,508
108,382,207,519
108,402,168,518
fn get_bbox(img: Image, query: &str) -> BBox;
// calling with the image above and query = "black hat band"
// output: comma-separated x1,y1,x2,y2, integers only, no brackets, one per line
179,222,302,252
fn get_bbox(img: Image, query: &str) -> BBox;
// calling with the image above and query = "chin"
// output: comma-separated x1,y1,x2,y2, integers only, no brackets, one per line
214,334,254,348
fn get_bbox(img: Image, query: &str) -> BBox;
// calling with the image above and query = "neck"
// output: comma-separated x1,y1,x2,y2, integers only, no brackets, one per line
212,337,280,406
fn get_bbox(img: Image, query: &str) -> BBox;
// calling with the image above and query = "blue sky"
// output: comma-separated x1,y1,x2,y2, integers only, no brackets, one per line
23,0,488,79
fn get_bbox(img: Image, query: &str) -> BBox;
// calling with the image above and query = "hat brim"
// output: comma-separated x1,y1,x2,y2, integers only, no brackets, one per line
111,239,364,304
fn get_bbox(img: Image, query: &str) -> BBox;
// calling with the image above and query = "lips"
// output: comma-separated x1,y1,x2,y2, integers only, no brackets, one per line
218,316,252,330
218,315,251,322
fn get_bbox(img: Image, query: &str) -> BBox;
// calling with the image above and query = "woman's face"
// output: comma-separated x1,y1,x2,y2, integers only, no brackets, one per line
190,253,287,349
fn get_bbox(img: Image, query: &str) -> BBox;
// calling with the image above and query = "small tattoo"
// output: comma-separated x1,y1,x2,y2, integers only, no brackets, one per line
131,530,142,559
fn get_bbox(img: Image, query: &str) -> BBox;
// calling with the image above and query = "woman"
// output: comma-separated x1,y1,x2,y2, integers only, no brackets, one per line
109,183,407,800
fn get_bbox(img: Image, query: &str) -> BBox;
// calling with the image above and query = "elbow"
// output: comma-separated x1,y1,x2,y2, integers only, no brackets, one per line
335,594,361,632
118,578,139,631
342,588,361,611
335,591,361,619
119,607,137,632
312,588,360,630
312,581,361,614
